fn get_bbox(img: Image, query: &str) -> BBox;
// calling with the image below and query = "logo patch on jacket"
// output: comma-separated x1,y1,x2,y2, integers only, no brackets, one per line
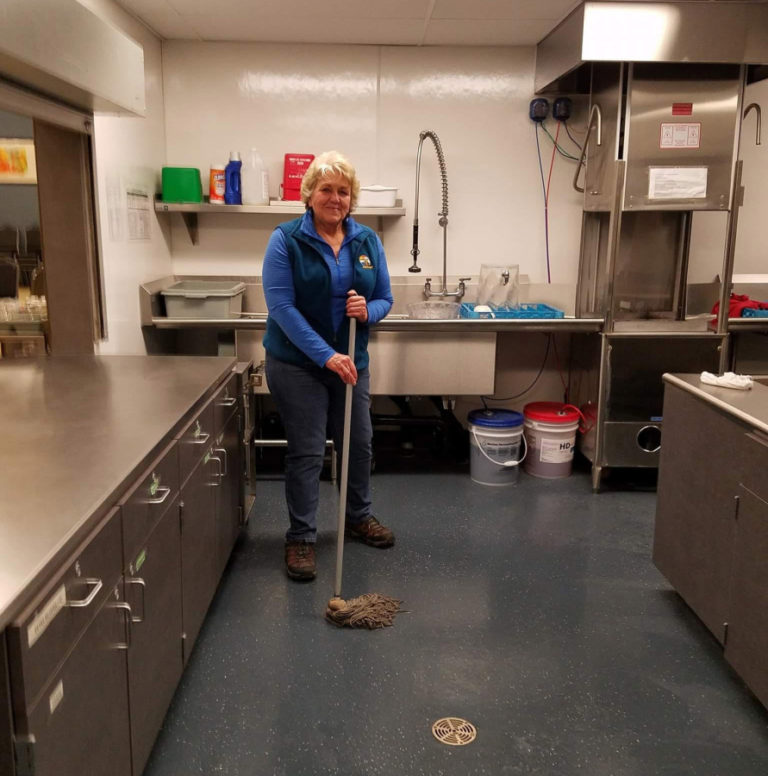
358,254,373,269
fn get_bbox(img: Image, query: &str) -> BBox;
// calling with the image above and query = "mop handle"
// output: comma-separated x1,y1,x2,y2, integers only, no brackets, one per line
334,316,357,599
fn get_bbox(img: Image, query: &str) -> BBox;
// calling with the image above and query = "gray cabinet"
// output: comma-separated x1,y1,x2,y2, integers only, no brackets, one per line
725,484,768,708
180,453,218,663
214,404,243,579
7,508,131,776
1,359,247,776
653,383,742,642
654,378,768,708
124,497,183,776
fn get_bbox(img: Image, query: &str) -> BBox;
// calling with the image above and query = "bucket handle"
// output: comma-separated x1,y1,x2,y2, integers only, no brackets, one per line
471,427,527,468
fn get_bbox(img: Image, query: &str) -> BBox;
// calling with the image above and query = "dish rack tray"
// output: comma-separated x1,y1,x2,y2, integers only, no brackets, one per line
460,302,564,319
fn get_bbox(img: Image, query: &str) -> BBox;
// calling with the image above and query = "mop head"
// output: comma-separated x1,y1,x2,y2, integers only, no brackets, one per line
326,594,402,629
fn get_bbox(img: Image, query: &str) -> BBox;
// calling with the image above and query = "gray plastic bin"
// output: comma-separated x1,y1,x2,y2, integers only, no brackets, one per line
162,280,246,319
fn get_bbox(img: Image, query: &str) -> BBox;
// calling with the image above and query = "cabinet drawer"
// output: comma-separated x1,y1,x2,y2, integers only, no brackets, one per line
119,439,179,565
19,587,131,776
213,371,239,433
8,508,123,716
178,399,215,486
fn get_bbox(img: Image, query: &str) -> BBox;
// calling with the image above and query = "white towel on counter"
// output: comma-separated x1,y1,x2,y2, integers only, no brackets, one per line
700,371,754,390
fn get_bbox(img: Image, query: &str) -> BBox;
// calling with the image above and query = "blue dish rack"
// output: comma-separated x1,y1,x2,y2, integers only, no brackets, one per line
460,302,565,319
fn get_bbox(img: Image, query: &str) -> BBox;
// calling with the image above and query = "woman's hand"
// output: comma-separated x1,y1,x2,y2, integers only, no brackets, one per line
325,353,358,385
346,289,368,322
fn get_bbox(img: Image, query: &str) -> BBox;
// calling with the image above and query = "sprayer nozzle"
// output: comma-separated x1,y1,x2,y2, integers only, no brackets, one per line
408,265,422,273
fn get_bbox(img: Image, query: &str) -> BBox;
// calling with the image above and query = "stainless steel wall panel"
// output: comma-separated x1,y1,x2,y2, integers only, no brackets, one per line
624,64,742,211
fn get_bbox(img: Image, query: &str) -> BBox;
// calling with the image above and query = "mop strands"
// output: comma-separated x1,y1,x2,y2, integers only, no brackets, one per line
325,317,402,630
326,594,402,629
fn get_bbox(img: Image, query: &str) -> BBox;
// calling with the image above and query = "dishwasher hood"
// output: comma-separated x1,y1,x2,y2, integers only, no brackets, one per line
535,1,768,94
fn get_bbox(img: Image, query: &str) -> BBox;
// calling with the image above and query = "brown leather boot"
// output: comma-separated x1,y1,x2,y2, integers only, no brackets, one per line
285,541,316,580
345,516,395,548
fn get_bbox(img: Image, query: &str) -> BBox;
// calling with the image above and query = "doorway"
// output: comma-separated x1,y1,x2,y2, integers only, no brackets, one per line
0,82,105,358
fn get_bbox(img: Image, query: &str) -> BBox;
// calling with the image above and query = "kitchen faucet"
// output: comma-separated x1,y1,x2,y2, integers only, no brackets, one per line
409,130,469,300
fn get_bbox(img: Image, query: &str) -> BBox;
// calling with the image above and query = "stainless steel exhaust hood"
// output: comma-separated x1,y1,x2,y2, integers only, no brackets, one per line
535,1,768,94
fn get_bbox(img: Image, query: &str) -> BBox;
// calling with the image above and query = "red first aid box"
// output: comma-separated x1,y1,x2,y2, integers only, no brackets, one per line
282,153,314,200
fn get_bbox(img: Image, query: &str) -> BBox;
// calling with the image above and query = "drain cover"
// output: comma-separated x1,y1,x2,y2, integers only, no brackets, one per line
432,717,477,746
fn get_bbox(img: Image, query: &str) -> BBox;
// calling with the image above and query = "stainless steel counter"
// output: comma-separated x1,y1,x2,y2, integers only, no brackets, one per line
150,315,604,334
0,355,236,629
663,373,768,435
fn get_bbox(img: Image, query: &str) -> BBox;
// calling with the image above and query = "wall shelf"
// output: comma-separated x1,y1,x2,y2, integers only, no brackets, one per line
154,197,406,245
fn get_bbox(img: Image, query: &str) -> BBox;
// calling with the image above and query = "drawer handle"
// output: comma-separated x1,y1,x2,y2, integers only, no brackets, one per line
213,446,228,475
109,601,133,650
125,577,146,623
189,431,211,445
145,486,171,505
65,578,103,608
218,396,237,407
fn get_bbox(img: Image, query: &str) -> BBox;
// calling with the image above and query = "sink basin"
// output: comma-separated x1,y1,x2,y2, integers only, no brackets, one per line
406,301,460,319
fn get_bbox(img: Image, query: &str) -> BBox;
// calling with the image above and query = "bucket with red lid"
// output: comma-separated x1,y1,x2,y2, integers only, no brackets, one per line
523,402,581,479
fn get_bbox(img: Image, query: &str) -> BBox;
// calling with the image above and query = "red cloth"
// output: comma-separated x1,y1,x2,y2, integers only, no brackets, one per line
711,293,768,318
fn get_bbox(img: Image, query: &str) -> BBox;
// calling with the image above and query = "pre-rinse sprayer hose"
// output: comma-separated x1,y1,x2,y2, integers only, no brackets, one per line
410,129,449,272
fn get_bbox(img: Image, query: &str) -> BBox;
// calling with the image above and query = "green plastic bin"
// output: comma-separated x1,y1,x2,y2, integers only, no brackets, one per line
161,167,203,203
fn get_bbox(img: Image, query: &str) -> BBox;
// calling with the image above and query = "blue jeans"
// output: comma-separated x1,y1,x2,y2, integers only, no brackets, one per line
265,355,373,543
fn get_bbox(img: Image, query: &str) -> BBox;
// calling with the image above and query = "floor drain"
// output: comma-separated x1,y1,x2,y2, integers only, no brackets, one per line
432,717,477,746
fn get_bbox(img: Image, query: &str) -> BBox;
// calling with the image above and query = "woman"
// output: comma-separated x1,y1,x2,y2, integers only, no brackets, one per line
263,151,395,581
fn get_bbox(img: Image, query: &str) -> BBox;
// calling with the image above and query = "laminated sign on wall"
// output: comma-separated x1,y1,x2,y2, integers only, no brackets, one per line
648,167,708,200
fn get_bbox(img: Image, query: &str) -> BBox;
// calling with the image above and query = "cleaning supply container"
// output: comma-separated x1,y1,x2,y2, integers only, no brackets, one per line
242,149,269,205
523,402,581,479
224,152,242,205
209,163,226,204
467,409,526,486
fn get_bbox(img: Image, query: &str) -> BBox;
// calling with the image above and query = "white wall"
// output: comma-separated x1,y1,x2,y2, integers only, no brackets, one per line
161,41,586,287
85,0,172,354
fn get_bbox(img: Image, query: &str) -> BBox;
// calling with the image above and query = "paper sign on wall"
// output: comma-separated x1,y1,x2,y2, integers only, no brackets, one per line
648,167,708,200
660,122,701,149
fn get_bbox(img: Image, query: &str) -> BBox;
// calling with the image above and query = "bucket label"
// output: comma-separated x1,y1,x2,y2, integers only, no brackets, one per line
540,437,574,463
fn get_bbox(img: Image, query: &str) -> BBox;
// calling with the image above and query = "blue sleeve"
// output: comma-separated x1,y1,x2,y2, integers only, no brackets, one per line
366,233,394,325
262,229,336,368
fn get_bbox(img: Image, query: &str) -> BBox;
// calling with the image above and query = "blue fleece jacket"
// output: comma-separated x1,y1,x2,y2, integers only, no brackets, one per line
263,211,393,369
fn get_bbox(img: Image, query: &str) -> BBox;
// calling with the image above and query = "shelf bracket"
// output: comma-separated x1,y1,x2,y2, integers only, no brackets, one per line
181,212,199,245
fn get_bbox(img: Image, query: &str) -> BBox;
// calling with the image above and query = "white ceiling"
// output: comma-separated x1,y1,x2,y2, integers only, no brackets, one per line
114,0,585,47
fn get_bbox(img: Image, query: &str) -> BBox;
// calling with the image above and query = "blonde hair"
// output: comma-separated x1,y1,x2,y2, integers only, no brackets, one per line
301,150,360,211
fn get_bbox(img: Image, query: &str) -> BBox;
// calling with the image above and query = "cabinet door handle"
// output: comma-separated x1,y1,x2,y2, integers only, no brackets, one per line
208,455,223,485
125,577,146,623
144,485,171,505
213,446,228,475
65,578,103,608
109,601,133,650
189,431,211,445
218,396,237,407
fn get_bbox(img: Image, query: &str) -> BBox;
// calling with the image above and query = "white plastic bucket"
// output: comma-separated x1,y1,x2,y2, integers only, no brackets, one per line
467,409,526,486
523,402,581,479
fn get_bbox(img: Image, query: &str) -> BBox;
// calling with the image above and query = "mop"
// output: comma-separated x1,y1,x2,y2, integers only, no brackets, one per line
325,317,403,629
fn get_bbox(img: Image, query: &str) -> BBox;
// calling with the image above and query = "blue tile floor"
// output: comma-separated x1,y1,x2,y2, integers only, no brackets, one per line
143,468,768,776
